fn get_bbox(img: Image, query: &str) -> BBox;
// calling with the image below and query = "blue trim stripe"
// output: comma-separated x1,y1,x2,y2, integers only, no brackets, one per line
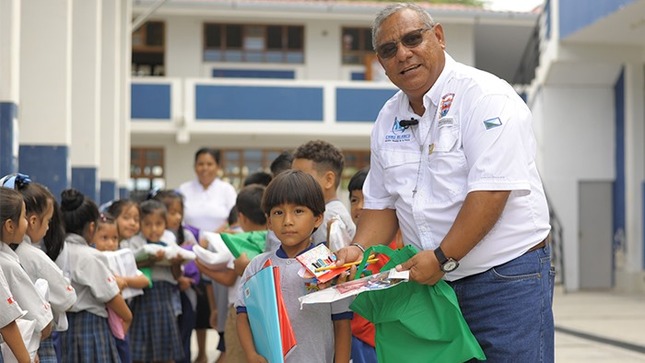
18,145,69,202
195,85,323,121
0,102,18,176
613,68,625,261
336,88,397,122
559,0,635,39
131,83,171,120
100,180,118,205
351,72,365,81
643,182,645,269
212,69,295,79
72,167,98,203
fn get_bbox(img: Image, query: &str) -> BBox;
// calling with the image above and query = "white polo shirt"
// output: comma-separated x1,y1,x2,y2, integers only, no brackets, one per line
364,54,550,281
178,178,237,233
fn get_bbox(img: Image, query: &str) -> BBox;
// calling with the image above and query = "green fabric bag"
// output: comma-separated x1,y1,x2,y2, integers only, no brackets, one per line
220,231,268,259
350,245,486,363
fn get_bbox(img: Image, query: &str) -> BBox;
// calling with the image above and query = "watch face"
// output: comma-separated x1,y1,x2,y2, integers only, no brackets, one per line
443,260,459,272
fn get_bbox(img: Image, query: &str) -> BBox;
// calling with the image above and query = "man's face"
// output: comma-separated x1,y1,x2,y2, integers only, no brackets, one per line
376,9,446,102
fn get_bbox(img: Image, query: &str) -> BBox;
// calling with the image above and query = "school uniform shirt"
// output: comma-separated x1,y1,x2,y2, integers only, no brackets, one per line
235,244,353,363
15,237,77,319
178,178,237,233
364,53,551,281
311,199,356,246
55,234,120,318
127,230,179,284
0,268,24,330
0,242,53,332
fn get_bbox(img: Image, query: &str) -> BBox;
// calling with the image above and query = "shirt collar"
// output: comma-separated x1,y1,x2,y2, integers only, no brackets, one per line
275,242,321,259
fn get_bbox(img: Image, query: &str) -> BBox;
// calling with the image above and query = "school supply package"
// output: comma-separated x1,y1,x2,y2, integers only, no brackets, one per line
192,231,234,270
242,261,296,362
103,249,145,299
349,245,486,362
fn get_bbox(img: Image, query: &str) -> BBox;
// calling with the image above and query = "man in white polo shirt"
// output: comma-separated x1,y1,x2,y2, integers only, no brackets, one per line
335,3,553,362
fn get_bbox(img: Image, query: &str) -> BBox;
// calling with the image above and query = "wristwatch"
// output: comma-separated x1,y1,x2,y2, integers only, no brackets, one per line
434,246,459,273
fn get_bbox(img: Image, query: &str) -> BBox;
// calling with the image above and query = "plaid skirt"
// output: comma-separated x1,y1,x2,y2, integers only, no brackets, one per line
59,311,120,363
37,336,58,363
129,281,184,362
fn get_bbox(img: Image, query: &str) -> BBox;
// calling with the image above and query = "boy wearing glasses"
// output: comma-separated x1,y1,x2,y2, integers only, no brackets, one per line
335,3,554,362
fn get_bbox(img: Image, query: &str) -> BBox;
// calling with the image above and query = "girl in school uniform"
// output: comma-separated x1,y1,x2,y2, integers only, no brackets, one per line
0,187,54,362
56,188,132,363
107,199,141,248
127,199,185,363
0,174,77,363
0,264,30,363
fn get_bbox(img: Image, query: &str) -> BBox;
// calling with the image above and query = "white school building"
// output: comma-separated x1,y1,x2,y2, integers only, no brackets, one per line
1,0,644,293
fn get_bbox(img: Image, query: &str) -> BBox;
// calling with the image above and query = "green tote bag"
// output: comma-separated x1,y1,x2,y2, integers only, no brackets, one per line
350,245,486,363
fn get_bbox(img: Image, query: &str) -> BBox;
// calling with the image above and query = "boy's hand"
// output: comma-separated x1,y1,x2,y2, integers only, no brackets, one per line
152,250,165,262
177,276,193,291
246,352,268,363
234,253,250,276
115,276,127,291
170,256,184,266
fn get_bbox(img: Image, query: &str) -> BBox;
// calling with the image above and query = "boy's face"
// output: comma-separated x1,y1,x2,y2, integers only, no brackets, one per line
116,204,140,240
292,158,333,193
349,189,364,225
267,202,323,257
93,223,119,252
140,212,166,243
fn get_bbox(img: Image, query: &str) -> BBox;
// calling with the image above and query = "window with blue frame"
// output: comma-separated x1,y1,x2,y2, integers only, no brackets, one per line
342,27,372,65
204,23,304,64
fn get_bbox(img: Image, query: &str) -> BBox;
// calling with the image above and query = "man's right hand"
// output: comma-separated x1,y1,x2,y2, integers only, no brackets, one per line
334,244,364,267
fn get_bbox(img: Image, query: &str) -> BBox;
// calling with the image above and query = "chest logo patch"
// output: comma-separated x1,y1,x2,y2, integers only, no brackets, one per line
385,117,412,143
483,117,502,130
440,93,455,117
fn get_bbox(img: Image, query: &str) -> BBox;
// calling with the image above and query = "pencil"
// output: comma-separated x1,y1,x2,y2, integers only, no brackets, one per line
315,258,379,272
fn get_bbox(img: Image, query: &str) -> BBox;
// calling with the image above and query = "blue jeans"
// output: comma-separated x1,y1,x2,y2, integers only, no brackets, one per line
449,245,555,362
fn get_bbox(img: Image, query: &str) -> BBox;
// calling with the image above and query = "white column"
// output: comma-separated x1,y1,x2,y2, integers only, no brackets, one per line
623,62,645,291
119,0,132,197
19,0,72,196
71,0,102,201
0,0,20,175
99,0,121,203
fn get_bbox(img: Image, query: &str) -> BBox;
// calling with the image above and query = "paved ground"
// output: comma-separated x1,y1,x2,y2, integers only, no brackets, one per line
190,285,645,362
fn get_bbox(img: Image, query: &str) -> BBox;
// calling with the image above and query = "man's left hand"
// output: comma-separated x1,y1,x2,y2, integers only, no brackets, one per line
395,250,444,285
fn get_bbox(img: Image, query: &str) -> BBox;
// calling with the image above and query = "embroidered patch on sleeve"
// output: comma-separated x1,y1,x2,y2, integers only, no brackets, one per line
483,117,502,130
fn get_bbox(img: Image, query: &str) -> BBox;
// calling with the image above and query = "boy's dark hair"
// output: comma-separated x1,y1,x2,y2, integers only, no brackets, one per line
228,206,238,226
270,150,294,176
293,140,344,189
60,188,100,237
262,170,325,217
236,184,267,226
139,199,167,220
195,147,221,165
348,167,369,194
153,189,186,244
243,171,273,187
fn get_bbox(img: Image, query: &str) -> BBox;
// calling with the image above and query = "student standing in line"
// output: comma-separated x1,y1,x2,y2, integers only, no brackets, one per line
107,199,141,248
0,175,77,363
236,170,352,363
127,199,185,363
56,188,132,362
0,267,30,363
292,140,355,250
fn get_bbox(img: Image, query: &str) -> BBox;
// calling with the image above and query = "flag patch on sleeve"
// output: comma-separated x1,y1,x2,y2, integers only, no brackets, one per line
483,117,502,130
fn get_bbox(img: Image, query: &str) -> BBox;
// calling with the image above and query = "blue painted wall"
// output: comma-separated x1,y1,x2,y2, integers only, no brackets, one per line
0,102,18,176
72,167,99,202
336,88,398,122
559,0,635,39
212,69,295,79
18,145,69,201
100,180,118,205
131,84,171,119
613,68,625,281
195,85,323,121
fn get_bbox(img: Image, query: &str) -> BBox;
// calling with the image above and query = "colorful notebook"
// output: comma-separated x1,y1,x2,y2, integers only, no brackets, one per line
295,244,347,283
242,262,296,362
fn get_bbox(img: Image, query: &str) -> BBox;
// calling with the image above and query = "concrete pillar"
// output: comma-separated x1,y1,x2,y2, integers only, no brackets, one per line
100,0,121,204
19,0,72,198
0,0,20,176
119,0,132,199
71,0,102,202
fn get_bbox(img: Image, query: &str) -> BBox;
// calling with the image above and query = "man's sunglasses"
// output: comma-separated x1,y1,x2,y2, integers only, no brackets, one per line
376,27,433,59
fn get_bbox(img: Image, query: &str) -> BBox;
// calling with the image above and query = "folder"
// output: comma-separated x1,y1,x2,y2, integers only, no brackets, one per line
242,262,296,362
220,231,268,259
